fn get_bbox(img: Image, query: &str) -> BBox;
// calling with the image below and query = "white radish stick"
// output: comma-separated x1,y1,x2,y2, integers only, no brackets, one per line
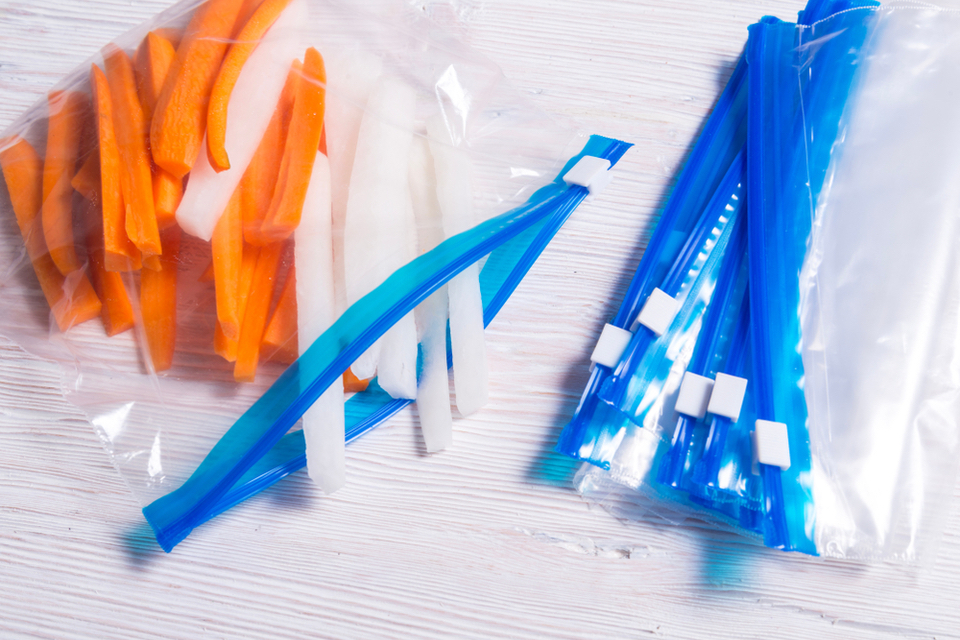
175,0,306,240
342,75,418,387
295,151,345,493
324,51,383,315
427,116,488,417
410,134,453,450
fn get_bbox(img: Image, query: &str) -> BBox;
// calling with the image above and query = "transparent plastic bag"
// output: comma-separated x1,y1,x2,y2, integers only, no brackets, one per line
0,0,630,550
800,4,960,560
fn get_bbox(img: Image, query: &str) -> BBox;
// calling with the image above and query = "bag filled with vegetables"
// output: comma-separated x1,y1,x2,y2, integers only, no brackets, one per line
0,0,630,551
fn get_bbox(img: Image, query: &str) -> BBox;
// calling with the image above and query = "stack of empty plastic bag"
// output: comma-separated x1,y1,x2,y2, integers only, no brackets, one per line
557,0,960,561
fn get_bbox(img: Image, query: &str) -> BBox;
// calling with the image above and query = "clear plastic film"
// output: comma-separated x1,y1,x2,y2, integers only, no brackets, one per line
800,5,960,561
0,0,630,550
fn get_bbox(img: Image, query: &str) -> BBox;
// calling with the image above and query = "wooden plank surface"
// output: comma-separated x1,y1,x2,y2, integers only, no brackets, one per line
1,1,959,638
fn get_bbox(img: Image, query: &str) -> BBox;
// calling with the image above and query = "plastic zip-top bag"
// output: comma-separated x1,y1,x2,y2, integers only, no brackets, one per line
0,0,630,550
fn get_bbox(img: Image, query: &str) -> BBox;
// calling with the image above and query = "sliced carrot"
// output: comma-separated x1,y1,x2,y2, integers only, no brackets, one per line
152,168,183,229
234,241,283,381
318,125,327,155
343,368,371,393
260,48,325,242
212,188,244,340
260,47,326,243
214,242,259,361
103,46,162,265
149,0,248,178
71,150,101,202
153,27,183,52
1,136,101,331
206,0,294,172
83,199,134,336
261,263,297,363
90,64,142,272
242,60,300,244
141,226,180,371
42,90,88,275
134,31,178,126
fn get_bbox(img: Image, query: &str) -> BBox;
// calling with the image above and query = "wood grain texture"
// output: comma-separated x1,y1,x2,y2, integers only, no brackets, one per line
2,1,960,638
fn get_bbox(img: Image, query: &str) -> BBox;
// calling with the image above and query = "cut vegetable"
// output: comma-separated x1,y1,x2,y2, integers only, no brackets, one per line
206,0,295,172
242,61,300,245
90,64,141,272
149,0,248,178
342,75,417,380
103,46,162,266
1,136,102,331
173,0,306,242
260,46,326,243
134,31,177,126
83,199,135,336
409,134,452,450
140,226,180,371
294,151,345,491
427,116,488,416
324,51,383,314
71,151,101,202
42,90,87,275
152,169,183,229
234,241,284,382
214,243,259,362
212,189,244,340
261,263,298,364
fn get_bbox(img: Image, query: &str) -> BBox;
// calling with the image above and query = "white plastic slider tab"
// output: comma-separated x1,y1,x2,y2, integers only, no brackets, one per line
590,323,633,369
634,288,680,335
752,420,791,471
563,156,613,195
675,372,714,419
707,373,748,422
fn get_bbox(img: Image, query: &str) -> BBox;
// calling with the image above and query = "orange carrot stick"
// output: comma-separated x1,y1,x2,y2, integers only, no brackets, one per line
71,150,101,202
206,0,294,172
83,199,134,336
134,31,178,126
141,226,180,371
214,242,259,361
42,90,87,275
152,169,183,229
153,27,184,52
149,0,248,178
103,46,162,265
212,188,244,340
234,241,283,381
91,64,142,273
133,31,184,231
343,368,371,393
1,136,102,331
260,47,326,243
242,60,300,244
261,262,297,363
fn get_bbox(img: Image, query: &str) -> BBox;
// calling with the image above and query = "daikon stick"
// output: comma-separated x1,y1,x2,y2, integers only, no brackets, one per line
427,116,488,416
175,0,305,240
324,51,382,315
410,134,453,451
294,151,345,493
342,75,417,384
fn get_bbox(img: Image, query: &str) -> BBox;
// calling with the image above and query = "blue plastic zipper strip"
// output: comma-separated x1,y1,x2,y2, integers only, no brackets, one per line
143,135,632,552
656,210,748,490
598,151,745,418
561,152,744,467
746,17,818,554
555,57,747,461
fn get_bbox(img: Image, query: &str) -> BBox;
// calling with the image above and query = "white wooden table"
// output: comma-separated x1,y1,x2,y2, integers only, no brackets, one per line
2,1,959,638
